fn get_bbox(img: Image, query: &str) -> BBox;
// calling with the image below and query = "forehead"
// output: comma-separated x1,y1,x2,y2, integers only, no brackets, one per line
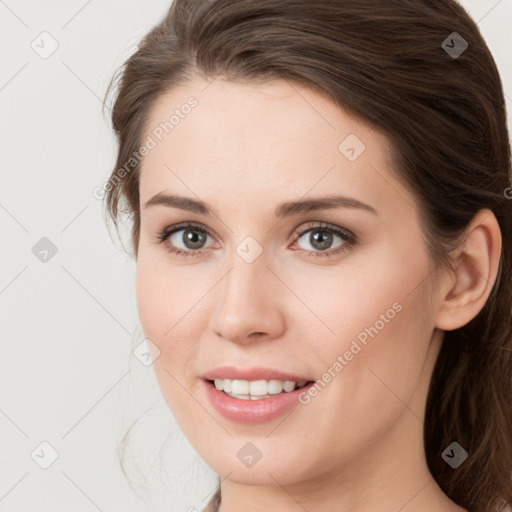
138,77,415,220
142,77,370,158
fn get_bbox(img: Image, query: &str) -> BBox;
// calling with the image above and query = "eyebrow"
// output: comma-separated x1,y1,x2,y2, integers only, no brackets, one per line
143,192,378,217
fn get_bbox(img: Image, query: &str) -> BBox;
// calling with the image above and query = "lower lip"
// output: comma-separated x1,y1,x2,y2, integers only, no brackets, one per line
203,380,314,424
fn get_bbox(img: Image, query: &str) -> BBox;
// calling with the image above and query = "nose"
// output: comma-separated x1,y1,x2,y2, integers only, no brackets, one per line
208,253,286,345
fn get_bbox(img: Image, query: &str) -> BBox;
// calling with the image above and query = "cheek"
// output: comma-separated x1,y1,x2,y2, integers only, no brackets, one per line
299,245,434,407
135,258,190,368
135,254,200,339
290,251,427,353
135,260,166,340
135,255,210,382
135,259,198,418
282,264,435,471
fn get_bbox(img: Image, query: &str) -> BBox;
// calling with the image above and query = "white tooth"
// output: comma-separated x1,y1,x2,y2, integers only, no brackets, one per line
283,380,296,392
217,378,306,398
225,391,271,400
227,392,251,400
267,379,284,394
249,380,268,396
231,379,249,394
250,394,270,400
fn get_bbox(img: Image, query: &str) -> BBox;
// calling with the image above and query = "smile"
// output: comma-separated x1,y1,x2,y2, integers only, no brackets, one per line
211,378,310,399
203,379,316,424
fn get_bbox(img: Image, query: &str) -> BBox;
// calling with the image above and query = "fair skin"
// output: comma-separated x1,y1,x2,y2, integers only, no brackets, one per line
135,77,501,512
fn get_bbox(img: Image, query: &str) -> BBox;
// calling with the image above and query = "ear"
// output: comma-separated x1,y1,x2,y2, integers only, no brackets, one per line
435,209,502,331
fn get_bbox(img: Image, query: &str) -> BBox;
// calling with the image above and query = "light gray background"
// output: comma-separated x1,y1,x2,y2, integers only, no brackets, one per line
1,1,511,511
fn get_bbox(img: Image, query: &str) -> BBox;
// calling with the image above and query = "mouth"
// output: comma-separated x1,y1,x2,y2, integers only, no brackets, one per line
203,377,317,423
205,378,315,400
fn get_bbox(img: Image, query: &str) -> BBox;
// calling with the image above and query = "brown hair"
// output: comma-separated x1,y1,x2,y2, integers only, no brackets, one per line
102,1,512,510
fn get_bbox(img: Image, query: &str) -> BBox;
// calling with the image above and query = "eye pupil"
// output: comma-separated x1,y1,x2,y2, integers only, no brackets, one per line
184,229,206,249
311,230,333,250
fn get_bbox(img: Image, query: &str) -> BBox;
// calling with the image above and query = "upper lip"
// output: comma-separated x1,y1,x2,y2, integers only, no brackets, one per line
202,366,314,382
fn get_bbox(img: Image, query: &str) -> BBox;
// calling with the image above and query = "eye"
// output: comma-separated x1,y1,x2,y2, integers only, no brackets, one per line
293,221,357,258
154,222,214,258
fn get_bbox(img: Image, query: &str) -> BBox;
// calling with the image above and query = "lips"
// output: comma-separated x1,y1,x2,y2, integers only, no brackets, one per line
201,366,317,423
203,378,316,423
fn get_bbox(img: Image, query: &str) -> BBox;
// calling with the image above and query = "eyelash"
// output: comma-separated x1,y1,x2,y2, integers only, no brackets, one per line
153,221,357,259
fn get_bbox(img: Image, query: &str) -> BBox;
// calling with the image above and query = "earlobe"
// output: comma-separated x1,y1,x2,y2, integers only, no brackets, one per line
435,209,502,332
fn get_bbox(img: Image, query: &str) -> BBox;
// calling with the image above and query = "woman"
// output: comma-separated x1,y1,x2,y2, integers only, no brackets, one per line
102,1,512,511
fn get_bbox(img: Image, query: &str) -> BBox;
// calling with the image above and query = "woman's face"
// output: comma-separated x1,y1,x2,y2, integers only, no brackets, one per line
136,78,445,490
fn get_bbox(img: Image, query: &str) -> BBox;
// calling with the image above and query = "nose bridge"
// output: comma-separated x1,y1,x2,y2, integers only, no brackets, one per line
209,249,285,342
